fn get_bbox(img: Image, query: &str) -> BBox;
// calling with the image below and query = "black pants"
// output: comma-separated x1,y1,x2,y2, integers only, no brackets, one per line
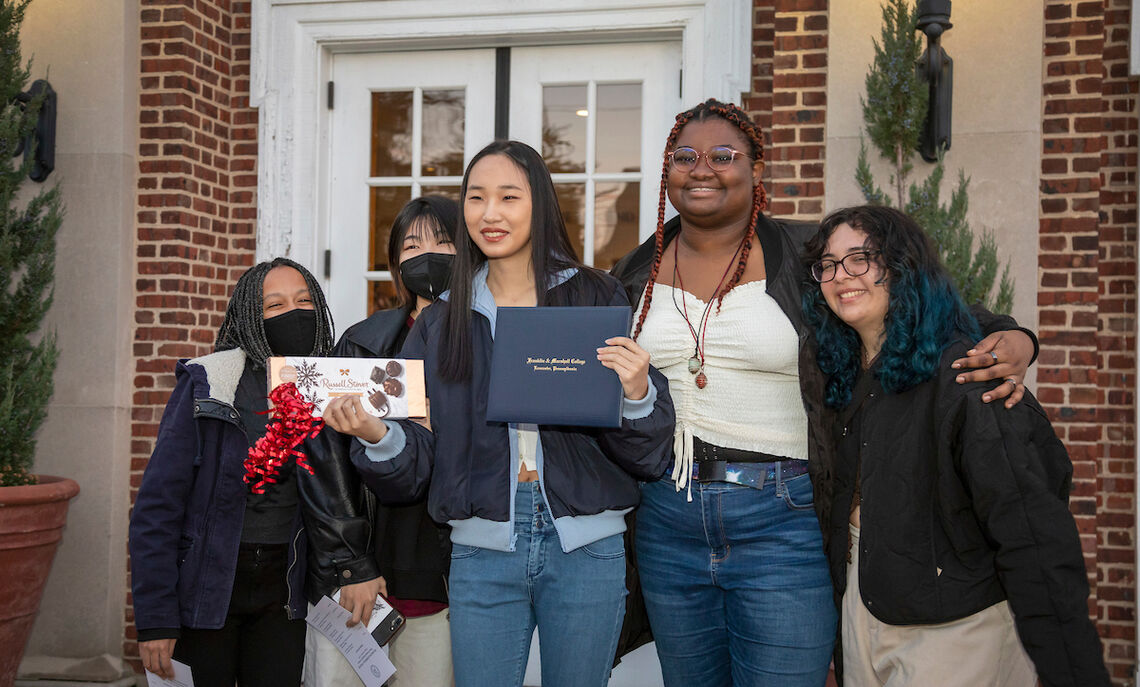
173,544,305,687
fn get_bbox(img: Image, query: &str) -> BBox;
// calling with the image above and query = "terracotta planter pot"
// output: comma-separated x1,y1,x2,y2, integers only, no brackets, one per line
0,475,80,687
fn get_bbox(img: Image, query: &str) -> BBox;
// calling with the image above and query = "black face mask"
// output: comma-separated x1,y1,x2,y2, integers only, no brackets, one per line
399,252,455,302
263,308,318,356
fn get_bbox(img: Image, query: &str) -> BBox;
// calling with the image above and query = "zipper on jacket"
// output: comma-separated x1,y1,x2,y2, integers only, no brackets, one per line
284,526,304,619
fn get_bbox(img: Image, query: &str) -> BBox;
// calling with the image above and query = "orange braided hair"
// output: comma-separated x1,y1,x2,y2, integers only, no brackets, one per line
632,99,768,340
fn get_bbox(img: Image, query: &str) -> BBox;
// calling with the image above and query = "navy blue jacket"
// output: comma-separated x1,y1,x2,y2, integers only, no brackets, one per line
351,268,675,553
129,349,380,635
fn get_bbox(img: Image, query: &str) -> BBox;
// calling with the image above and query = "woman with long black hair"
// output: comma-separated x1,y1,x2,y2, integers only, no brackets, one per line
323,140,675,687
306,196,459,687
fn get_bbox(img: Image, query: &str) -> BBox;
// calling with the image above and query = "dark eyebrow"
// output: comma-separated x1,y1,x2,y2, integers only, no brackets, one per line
467,183,525,192
263,287,310,302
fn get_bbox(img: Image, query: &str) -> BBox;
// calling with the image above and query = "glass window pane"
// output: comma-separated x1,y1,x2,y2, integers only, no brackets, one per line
594,182,639,270
371,91,413,177
553,183,586,262
596,83,641,173
368,281,399,317
369,186,412,271
423,89,465,177
419,186,462,204
542,85,587,173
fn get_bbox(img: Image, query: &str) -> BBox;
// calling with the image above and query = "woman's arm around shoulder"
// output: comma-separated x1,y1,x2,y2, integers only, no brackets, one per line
951,304,1039,407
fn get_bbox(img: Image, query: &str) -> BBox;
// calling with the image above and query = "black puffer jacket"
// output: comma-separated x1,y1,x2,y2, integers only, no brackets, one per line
826,337,1109,686
333,307,450,605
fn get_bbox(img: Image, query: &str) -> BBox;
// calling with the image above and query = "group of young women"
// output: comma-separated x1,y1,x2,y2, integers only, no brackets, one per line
131,98,1110,687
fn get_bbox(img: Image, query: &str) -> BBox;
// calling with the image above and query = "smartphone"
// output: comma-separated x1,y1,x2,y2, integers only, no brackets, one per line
368,594,406,646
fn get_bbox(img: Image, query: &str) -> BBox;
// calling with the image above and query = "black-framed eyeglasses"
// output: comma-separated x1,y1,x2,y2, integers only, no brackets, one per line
667,146,752,172
810,250,882,283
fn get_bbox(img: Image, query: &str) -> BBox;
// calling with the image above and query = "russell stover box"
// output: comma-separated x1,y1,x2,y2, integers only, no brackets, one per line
486,306,632,428
268,357,426,419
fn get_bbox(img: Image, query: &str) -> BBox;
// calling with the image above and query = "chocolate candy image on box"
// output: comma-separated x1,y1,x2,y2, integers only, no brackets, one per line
370,366,387,385
369,390,390,417
383,378,404,397
385,360,403,377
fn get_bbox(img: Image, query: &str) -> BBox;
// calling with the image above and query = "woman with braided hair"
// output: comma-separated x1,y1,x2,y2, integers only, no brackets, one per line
130,258,383,687
610,99,1039,686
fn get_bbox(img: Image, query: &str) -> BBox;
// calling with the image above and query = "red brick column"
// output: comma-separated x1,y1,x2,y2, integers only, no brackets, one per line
126,0,257,668
754,0,827,220
1098,0,1139,680
1039,0,1140,682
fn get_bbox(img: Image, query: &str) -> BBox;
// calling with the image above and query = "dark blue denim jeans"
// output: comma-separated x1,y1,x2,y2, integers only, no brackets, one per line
636,470,837,687
448,482,627,687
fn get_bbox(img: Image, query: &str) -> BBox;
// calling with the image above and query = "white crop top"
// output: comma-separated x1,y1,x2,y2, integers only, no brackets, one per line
637,280,808,491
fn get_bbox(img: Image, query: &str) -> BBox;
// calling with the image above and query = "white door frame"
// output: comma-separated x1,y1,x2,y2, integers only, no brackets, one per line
250,0,751,271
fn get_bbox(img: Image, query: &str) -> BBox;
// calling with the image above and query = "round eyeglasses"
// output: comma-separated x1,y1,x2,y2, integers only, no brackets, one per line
667,146,753,172
810,250,882,283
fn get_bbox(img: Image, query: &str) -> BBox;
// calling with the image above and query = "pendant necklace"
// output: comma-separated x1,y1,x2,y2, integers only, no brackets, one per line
670,230,749,389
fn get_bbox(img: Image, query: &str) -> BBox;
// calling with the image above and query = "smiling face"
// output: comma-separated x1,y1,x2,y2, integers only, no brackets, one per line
666,117,764,229
463,153,534,264
261,266,314,320
820,222,890,354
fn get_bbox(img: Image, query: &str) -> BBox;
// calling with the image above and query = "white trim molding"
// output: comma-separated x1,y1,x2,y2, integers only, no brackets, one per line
249,0,750,267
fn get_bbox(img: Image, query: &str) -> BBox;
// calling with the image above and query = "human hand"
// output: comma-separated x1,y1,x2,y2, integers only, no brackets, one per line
950,330,1033,408
597,336,651,401
323,395,388,443
338,576,387,627
140,638,177,679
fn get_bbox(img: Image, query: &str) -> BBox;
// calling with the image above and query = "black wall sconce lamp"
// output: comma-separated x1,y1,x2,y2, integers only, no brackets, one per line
916,0,952,162
14,79,56,182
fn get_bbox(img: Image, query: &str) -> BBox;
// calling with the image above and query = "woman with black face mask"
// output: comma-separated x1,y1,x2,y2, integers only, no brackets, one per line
130,258,384,687
306,196,459,687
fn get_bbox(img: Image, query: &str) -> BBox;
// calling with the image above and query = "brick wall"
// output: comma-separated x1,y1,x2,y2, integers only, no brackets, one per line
126,0,258,668
1039,0,1137,682
1098,0,1138,680
748,0,828,220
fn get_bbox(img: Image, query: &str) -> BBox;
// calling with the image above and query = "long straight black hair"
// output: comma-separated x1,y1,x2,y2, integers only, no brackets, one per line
438,140,586,382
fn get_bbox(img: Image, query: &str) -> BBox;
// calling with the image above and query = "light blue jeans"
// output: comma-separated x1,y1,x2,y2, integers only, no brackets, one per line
636,471,837,687
448,482,627,687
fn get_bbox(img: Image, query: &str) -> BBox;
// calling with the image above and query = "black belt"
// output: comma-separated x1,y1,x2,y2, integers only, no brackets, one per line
692,436,783,463
691,437,809,483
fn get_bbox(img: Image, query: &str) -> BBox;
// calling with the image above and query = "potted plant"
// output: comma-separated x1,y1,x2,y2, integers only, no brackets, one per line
0,1,76,685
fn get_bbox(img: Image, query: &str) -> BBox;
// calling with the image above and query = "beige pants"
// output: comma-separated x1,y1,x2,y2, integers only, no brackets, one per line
842,524,1037,687
304,605,454,687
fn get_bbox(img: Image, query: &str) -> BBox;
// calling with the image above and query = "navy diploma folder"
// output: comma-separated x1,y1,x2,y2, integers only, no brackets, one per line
486,306,632,428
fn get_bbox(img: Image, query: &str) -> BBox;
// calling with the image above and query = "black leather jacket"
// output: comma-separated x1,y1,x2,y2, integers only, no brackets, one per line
333,307,451,605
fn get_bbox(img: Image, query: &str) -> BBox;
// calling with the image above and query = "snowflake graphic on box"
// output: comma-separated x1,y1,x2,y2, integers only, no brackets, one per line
294,359,322,392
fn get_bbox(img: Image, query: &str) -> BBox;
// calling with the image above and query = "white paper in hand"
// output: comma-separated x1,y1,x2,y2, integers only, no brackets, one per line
306,595,397,686
144,659,194,687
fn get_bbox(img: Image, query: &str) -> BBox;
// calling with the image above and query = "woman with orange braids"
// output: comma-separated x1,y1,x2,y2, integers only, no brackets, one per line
610,99,1038,686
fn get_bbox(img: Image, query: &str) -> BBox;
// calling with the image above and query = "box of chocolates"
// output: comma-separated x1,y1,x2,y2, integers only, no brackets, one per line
268,356,426,419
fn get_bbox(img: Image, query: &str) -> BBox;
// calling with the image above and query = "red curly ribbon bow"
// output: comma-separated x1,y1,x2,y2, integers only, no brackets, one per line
244,382,323,494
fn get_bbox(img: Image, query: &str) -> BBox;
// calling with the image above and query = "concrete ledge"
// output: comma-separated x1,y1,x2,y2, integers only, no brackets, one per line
15,654,141,686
